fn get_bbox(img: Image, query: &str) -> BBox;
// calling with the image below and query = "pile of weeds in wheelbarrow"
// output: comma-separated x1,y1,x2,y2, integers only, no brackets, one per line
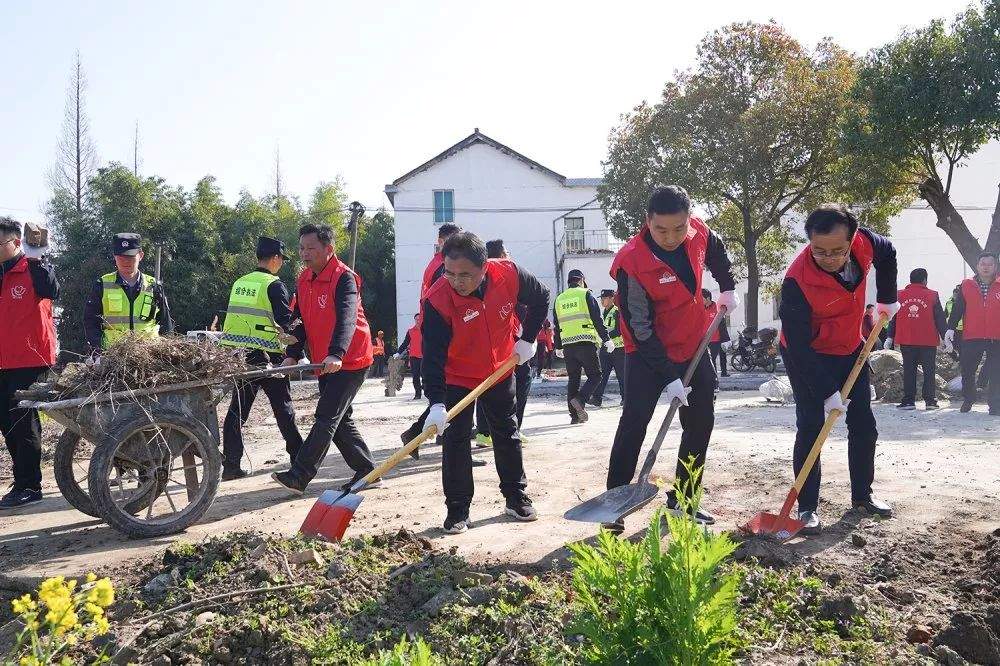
53,335,249,398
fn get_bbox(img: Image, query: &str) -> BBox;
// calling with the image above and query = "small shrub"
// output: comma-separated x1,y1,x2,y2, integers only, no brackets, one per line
360,636,442,666
568,462,740,665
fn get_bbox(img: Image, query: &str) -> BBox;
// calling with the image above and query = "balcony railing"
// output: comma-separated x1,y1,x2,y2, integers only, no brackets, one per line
557,229,624,257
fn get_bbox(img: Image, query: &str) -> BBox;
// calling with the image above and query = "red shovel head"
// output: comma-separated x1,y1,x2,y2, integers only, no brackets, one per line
740,511,805,542
300,491,364,542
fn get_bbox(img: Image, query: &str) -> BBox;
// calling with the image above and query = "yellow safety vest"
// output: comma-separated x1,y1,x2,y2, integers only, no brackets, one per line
101,272,160,348
220,271,283,353
555,287,600,346
603,305,624,349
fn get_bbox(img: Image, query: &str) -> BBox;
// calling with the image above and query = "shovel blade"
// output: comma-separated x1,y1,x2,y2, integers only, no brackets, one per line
564,481,660,524
740,511,804,541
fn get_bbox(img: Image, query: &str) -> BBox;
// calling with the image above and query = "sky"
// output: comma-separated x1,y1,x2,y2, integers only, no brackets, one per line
0,0,977,222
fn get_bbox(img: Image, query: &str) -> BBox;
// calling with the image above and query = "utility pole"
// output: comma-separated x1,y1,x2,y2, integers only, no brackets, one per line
347,201,365,270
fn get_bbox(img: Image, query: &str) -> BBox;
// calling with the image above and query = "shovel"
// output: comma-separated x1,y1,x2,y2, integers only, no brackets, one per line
564,307,727,525
740,314,887,541
300,355,521,540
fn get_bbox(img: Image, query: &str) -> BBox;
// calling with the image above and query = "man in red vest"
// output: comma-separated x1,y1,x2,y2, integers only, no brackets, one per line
396,314,424,399
885,268,947,410
605,186,737,531
421,232,550,534
0,217,59,509
779,204,899,534
421,223,462,298
272,223,378,495
945,251,1000,415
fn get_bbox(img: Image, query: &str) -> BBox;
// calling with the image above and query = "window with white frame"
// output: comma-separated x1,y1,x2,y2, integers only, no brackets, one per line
433,190,454,224
564,217,584,252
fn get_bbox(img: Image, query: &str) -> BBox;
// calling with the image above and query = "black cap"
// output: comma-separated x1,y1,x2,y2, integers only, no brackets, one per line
600,289,615,298
113,233,142,256
257,236,290,260
568,269,585,281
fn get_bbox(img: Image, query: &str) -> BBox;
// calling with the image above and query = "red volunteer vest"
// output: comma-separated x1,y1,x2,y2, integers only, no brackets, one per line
895,284,941,347
705,302,721,343
0,256,57,370
407,323,423,359
372,338,385,357
296,256,374,372
421,253,444,299
610,219,710,363
779,231,874,355
425,259,520,390
960,277,1000,341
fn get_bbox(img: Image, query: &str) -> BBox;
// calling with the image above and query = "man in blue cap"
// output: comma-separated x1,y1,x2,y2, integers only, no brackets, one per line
83,232,172,353
219,237,304,481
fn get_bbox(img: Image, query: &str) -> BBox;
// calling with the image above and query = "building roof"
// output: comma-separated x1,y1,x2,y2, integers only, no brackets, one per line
384,129,601,205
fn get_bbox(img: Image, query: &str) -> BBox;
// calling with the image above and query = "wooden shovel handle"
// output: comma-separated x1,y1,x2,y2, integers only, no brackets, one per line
789,314,887,496
358,355,520,487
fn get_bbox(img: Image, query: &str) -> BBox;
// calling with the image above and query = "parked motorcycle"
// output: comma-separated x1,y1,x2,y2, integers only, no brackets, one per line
730,327,779,373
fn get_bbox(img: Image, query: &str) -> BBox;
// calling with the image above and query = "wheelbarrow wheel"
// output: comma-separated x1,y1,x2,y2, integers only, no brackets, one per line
88,408,220,539
54,429,166,519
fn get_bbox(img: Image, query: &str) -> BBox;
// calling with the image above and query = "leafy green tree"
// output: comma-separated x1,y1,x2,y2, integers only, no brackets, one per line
355,210,397,346
845,0,1000,267
600,22,911,328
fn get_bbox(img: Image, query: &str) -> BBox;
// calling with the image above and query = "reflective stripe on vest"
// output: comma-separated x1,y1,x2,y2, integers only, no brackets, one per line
555,287,599,345
220,271,283,353
603,305,624,348
101,272,160,348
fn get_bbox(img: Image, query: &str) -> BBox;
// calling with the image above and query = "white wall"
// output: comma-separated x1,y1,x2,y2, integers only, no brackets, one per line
562,254,616,296
390,141,606,340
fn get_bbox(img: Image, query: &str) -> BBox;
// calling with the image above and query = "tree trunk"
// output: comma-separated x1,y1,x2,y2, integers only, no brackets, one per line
919,177,984,269
985,183,1000,255
743,209,760,329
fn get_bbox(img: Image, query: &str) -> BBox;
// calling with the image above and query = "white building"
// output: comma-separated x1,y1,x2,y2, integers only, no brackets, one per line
386,129,999,340
385,129,619,338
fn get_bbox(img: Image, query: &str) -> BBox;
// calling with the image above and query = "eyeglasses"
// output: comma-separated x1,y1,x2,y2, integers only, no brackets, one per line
0,239,16,246
810,247,850,260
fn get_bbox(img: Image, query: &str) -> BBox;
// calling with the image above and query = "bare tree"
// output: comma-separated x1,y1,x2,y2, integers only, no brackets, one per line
133,120,141,177
273,143,284,199
50,51,97,213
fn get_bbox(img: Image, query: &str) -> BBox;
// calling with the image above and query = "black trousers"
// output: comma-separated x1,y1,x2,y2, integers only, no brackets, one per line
410,357,423,397
900,345,937,404
709,342,727,376
594,347,626,403
222,375,303,469
960,339,1000,409
606,352,715,497
441,374,528,516
475,362,533,437
290,366,375,484
564,342,601,413
1,366,48,491
781,346,877,512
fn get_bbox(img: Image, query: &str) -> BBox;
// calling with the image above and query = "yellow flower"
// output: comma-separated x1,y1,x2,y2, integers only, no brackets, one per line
86,572,97,583
93,615,110,635
85,602,104,618
11,594,36,615
90,578,115,607
20,655,40,666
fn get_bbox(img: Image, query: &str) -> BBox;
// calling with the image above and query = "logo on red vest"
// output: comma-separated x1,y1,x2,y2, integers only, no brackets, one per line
907,303,920,317
499,302,513,319
317,294,328,309
658,273,677,284
462,308,480,323
10,285,26,300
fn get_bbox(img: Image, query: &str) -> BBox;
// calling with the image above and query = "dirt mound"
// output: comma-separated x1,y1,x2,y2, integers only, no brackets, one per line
934,611,1000,665
729,533,802,569
869,350,953,402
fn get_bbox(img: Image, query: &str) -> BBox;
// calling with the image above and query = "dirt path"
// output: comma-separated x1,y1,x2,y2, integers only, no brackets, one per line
1,378,997,589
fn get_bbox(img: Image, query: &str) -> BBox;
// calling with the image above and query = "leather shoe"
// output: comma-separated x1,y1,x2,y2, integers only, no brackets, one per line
853,495,892,517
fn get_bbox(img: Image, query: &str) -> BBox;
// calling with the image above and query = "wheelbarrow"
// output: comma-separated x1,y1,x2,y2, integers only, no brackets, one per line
18,364,320,539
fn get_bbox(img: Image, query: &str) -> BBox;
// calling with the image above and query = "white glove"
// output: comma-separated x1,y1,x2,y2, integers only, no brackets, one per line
392,353,401,360
943,329,955,353
513,338,536,365
884,337,893,350
824,391,850,417
716,290,739,313
664,378,692,407
875,302,899,322
555,349,565,359
603,339,616,353
426,403,449,436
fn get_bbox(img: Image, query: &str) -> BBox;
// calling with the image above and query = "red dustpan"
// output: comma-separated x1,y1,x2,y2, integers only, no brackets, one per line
741,314,888,541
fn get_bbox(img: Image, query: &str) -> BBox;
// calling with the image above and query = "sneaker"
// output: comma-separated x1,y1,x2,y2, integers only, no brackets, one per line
798,510,822,535
222,467,249,482
570,416,582,425
961,400,975,413
514,430,529,444
471,458,488,467
442,512,471,534
853,495,893,518
0,487,42,510
924,401,940,410
896,402,916,410
601,519,625,535
504,500,538,522
270,471,306,496
569,398,589,422
474,433,493,448
665,494,716,525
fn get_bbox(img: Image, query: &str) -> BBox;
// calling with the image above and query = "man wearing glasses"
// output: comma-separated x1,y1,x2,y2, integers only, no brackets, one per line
778,204,899,535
